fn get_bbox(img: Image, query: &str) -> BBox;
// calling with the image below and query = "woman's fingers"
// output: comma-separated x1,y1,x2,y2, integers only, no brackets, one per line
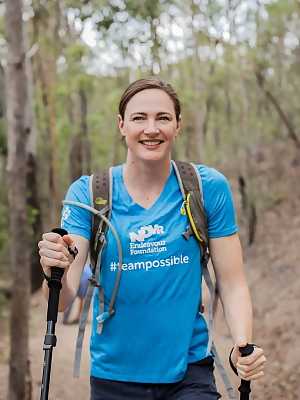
236,347,266,380
237,361,265,379
39,232,74,275
237,353,266,372
40,256,70,269
42,232,67,243
39,247,69,262
238,370,264,381
38,240,70,258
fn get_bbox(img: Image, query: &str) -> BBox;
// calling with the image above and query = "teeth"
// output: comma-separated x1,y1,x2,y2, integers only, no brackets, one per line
140,140,162,145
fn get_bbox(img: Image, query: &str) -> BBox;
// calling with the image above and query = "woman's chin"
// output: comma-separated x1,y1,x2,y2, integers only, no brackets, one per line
138,152,168,163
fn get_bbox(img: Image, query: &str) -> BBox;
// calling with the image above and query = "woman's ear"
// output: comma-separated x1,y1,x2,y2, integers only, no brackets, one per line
118,115,125,136
176,115,182,136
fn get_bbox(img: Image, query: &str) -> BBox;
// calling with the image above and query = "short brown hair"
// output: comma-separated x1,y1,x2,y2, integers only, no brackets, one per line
119,77,181,122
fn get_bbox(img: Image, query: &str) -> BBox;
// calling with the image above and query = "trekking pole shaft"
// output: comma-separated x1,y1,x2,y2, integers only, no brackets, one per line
239,381,251,400
40,322,55,400
40,269,63,399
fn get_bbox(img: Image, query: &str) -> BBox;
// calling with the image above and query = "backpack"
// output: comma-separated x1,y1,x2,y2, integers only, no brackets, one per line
63,160,237,399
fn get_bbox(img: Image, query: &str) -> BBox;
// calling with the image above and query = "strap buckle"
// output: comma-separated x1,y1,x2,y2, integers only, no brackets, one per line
88,276,100,288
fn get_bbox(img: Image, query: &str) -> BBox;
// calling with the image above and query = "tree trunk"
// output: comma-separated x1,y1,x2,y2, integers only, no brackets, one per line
31,1,61,226
150,17,161,74
24,23,44,292
188,59,206,162
4,0,32,399
69,87,91,181
69,134,83,182
79,87,91,175
238,175,257,246
0,64,5,120
255,70,300,148
27,152,43,292
186,2,206,162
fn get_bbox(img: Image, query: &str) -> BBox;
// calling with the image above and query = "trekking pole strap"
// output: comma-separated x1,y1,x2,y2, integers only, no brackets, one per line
202,262,217,355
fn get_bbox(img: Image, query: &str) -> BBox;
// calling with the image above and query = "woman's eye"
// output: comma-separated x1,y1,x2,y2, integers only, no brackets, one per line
132,116,145,121
159,116,171,121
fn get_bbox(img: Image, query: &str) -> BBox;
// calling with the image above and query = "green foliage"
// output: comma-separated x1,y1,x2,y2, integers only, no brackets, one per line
27,206,40,226
1,0,299,248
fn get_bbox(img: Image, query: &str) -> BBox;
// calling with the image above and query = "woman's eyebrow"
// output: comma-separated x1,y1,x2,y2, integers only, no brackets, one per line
157,112,172,116
130,112,147,117
129,111,173,117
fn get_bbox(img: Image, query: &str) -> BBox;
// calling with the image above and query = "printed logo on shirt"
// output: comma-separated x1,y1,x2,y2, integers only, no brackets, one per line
109,254,190,272
129,224,167,256
61,206,71,226
129,224,164,242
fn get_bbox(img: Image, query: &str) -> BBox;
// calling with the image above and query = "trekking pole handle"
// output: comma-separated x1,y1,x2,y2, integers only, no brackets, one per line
238,344,255,400
50,228,68,282
239,343,254,357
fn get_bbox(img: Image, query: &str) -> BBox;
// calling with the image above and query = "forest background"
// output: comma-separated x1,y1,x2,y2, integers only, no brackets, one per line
0,0,299,399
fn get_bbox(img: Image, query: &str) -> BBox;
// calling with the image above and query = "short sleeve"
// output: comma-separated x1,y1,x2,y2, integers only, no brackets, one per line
197,165,238,238
60,176,92,240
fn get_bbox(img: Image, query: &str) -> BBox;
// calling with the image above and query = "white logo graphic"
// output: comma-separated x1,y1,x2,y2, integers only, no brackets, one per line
129,224,164,243
109,254,190,272
61,206,71,225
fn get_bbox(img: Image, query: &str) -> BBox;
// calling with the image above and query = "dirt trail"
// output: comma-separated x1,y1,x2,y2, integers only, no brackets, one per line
0,296,91,399
0,293,241,400
0,292,260,400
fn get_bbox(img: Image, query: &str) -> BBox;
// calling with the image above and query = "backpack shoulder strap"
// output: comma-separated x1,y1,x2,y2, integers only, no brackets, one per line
74,167,125,378
172,160,208,258
172,160,236,398
89,169,111,272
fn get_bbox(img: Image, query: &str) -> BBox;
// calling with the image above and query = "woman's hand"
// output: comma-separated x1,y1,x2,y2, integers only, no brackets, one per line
230,344,266,381
38,232,76,279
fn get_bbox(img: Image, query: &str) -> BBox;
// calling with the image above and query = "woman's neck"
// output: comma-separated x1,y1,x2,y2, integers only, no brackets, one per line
123,156,171,194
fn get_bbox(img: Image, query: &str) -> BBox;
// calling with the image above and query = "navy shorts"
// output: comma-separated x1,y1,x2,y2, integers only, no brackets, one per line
90,356,221,400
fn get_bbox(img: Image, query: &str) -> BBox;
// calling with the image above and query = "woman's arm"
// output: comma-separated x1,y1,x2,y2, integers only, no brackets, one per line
210,233,266,380
209,233,252,344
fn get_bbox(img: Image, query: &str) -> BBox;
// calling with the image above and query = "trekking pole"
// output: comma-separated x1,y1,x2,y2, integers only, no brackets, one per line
40,228,68,400
238,344,255,400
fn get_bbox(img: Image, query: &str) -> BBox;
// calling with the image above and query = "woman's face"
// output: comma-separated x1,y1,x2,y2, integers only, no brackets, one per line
118,88,181,163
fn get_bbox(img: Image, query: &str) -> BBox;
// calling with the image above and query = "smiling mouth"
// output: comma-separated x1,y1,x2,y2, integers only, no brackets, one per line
139,140,164,146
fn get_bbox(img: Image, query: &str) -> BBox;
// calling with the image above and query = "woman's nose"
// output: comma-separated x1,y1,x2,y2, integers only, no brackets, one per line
143,121,160,134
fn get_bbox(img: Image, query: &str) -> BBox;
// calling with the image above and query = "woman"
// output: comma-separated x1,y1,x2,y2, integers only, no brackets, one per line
38,78,266,399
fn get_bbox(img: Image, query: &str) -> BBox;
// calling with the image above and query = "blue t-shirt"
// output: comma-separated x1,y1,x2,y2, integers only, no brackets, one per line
61,163,238,383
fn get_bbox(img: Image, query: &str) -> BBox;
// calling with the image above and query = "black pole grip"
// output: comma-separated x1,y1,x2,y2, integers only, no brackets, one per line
50,228,68,281
238,344,254,400
239,344,254,357
46,228,68,322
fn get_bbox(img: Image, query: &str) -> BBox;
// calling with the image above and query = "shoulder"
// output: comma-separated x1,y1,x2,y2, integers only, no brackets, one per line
193,164,238,237
68,175,90,190
65,175,91,204
194,164,232,198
